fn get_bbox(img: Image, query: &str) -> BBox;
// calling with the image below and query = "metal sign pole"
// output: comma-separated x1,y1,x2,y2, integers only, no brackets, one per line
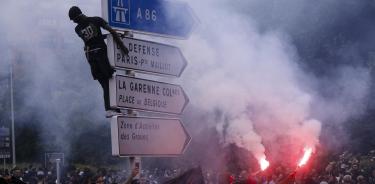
126,68,141,181
129,156,141,180
123,30,142,182
56,159,61,184
134,156,141,181
10,64,16,168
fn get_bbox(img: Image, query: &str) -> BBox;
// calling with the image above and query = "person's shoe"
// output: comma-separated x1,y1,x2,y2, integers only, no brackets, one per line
105,110,122,118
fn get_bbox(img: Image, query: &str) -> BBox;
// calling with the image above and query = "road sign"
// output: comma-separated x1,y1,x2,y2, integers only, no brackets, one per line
45,153,64,168
110,75,188,114
101,0,197,38
111,116,190,156
107,36,187,77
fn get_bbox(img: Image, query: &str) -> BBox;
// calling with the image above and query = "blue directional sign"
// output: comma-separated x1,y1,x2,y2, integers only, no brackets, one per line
102,0,197,38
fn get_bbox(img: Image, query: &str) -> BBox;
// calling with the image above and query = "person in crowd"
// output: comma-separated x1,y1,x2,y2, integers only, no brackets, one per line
124,167,139,184
369,169,375,183
357,175,367,184
342,175,352,184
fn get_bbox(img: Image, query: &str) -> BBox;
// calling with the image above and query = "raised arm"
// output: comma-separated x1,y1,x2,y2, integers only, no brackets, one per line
123,167,139,184
101,21,129,56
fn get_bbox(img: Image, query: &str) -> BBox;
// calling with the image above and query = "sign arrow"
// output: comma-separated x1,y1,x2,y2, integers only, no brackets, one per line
102,0,198,38
107,35,187,77
109,75,189,114
111,116,191,156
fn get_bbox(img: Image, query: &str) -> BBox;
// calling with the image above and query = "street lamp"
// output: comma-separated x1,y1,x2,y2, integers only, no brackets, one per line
10,64,16,168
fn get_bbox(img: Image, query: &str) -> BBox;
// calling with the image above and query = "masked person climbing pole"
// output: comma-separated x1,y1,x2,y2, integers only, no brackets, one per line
69,6,129,117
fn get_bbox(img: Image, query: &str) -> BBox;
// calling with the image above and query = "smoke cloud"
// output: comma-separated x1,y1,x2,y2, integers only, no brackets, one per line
179,0,371,166
180,6,320,164
0,0,372,170
0,0,105,159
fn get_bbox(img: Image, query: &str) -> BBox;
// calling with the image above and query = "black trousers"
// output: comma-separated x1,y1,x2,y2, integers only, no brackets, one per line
98,77,111,111
86,46,115,111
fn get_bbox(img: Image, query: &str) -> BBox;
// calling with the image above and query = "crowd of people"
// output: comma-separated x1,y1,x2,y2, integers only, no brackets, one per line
203,150,375,184
295,150,375,184
1,150,375,183
0,165,191,184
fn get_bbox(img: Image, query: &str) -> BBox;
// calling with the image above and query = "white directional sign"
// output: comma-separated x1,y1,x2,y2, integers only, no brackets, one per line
107,35,187,77
109,75,189,114
111,116,191,156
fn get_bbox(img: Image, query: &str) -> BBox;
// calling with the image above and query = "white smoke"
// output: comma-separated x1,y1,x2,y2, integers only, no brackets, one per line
0,0,104,157
178,0,370,165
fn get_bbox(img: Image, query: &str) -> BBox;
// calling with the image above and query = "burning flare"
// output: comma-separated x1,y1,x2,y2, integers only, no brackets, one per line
298,147,313,167
260,157,270,171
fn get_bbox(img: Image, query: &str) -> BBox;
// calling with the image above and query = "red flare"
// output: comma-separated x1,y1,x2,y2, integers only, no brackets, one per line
298,147,313,167
260,157,270,171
